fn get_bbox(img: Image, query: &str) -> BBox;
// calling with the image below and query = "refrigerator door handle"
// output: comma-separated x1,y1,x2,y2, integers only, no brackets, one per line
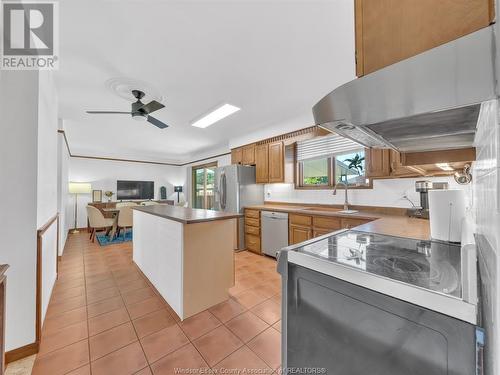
220,172,227,210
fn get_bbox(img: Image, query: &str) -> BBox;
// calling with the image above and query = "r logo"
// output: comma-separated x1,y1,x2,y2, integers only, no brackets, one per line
3,3,54,56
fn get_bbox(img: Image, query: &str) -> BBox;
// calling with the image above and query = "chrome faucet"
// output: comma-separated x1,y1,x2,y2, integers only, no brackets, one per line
333,181,350,211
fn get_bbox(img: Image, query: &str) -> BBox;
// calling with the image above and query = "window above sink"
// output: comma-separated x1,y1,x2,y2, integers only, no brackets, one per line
295,135,371,190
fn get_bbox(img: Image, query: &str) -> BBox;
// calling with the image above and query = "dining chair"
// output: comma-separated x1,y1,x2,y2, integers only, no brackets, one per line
116,202,138,208
87,206,114,242
141,201,159,206
117,206,133,239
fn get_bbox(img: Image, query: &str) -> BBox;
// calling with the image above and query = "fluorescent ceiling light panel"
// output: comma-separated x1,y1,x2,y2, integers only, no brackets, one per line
191,104,240,128
435,163,454,171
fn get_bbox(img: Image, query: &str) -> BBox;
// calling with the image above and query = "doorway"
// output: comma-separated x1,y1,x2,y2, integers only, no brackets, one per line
192,162,217,209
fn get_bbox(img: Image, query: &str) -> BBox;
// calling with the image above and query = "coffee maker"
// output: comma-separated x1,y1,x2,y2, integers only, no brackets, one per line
408,180,448,219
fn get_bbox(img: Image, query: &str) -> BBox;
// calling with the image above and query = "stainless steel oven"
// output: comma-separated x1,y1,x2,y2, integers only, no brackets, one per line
277,229,483,375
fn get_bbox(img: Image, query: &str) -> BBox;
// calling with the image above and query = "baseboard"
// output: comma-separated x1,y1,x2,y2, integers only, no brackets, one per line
67,227,89,234
5,342,39,364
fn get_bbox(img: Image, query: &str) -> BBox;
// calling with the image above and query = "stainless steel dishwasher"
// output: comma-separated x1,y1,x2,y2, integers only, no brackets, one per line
261,211,289,257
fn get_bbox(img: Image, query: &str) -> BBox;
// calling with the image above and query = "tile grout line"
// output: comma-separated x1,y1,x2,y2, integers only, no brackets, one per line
35,235,281,374
53,242,89,375
65,248,148,365
109,252,153,374
81,242,93,375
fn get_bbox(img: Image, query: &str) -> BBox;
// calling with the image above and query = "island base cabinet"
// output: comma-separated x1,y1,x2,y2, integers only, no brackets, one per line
133,210,236,320
183,221,235,318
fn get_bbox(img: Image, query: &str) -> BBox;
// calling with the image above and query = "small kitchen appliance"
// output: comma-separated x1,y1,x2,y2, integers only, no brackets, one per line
428,189,466,243
409,180,448,219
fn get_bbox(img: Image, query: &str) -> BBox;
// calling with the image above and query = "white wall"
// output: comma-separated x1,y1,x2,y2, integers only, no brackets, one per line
37,71,59,227
265,176,470,209
0,71,39,350
37,71,59,324
68,158,185,228
472,99,500,375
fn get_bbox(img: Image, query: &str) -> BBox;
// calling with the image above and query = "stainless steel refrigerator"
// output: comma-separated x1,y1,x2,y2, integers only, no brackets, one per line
214,165,264,250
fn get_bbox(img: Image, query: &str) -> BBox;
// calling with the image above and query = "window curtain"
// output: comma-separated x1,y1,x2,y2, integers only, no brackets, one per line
296,134,362,161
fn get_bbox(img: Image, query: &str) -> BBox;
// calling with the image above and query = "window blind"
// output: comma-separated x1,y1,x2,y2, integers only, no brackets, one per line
296,135,362,161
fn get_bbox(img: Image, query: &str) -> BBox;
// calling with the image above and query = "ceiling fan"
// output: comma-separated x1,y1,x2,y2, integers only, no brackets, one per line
86,90,169,129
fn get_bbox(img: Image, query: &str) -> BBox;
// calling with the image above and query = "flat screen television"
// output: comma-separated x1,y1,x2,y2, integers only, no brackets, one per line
117,180,154,200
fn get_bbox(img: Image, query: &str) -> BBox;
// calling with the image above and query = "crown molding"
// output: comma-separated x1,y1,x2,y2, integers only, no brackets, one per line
57,129,230,167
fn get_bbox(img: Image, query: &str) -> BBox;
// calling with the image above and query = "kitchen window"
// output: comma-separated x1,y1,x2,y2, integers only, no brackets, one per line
296,135,370,189
298,157,333,188
334,150,368,187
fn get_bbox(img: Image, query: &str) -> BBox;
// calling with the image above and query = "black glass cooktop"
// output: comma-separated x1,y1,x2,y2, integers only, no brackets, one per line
295,230,462,298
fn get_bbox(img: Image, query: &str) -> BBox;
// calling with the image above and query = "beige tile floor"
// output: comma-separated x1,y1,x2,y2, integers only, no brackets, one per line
25,231,281,375
5,355,36,375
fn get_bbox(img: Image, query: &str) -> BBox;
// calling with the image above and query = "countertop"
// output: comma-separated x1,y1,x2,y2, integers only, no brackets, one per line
245,204,430,240
132,205,242,224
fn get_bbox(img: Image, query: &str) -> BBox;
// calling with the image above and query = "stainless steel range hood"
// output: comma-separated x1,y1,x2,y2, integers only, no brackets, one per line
313,26,497,152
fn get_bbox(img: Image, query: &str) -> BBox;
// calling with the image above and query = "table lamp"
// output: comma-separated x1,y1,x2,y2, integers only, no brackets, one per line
174,186,183,203
69,182,92,234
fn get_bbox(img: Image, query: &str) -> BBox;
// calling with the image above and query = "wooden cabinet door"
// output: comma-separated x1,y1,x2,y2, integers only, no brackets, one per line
242,144,256,165
289,225,312,245
355,0,494,76
268,141,284,183
246,234,261,254
290,214,312,227
231,148,242,165
312,216,341,231
255,144,269,184
341,218,371,229
313,229,332,238
366,148,391,178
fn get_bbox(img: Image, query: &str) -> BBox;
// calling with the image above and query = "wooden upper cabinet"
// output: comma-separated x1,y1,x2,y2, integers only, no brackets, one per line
366,148,391,178
255,144,269,183
242,144,256,165
268,141,285,183
390,150,422,177
231,148,242,165
355,0,495,76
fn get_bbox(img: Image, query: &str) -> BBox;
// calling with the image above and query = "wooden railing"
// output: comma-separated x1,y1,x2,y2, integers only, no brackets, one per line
0,264,9,373
5,213,60,364
36,213,59,344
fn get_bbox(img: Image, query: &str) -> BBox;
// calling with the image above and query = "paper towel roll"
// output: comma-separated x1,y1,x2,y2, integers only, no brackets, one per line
428,190,466,243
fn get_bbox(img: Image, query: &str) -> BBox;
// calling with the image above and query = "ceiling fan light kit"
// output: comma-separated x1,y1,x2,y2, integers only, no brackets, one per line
86,89,169,129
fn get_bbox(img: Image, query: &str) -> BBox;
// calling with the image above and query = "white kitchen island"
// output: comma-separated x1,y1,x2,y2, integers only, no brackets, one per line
132,205,241,320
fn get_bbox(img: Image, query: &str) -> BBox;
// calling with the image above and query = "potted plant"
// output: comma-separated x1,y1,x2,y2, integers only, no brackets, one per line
104,191,114,202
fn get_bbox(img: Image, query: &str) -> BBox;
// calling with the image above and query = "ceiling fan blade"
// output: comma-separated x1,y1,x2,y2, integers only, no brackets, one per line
147,116,169,129
86,111,131,114
137,100,165,114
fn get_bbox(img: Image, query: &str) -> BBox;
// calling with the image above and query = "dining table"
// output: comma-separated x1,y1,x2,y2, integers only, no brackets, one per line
102,207,120,240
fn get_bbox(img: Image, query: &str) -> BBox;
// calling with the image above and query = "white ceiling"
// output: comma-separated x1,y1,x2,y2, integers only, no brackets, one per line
57,0,355,163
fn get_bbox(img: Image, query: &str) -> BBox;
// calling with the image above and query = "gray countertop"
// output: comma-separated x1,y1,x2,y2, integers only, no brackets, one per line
132,205,242,224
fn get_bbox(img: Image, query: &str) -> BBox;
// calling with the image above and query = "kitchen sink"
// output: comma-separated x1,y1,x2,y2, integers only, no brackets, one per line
337,209,359,214
299,207,342,212
299,207,359,214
